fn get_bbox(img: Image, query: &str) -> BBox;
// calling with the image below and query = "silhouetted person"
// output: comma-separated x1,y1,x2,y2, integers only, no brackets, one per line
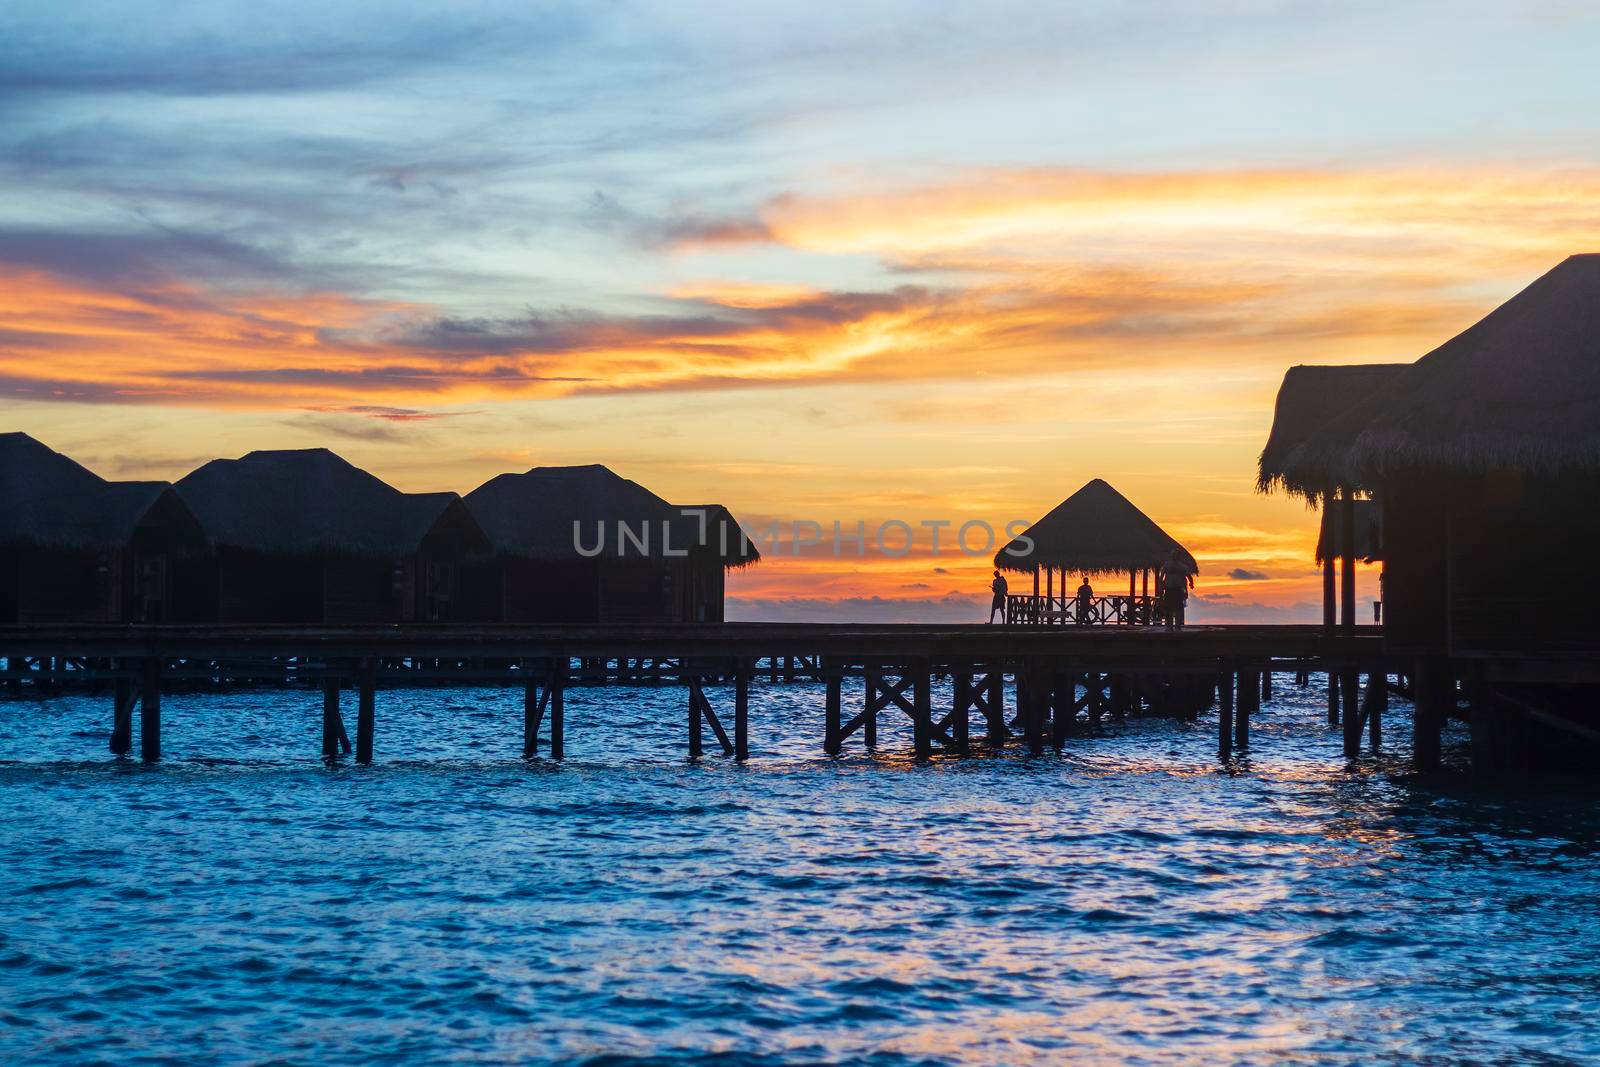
1075,576,1093,623
989,569,1009,623
1161,551,1193,631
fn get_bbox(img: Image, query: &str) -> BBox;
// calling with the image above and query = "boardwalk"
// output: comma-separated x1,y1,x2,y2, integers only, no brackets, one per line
1,622,1400,767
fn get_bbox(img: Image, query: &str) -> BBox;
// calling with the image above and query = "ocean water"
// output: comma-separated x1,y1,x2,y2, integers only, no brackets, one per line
1,675,1598,1065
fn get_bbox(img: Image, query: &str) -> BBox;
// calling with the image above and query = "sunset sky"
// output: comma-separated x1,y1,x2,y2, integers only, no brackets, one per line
4,1,1600,621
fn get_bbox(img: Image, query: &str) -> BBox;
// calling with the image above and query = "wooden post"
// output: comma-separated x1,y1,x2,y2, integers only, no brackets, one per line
522,658,539,758
985,668,1007,744
1235,669,1254,749
863,668,878,750
138,657,161,763
549,658,565,760
1368,668,1385,750
824,659,842,755
912,660,932,761
1051,665,1072,749
1024,660,1045,755
1327,672,1340,726
688,678,703,761
1413,657,1447,773
110,663,134,756
322,673,341,763
1260,670,1272,702
357,657,376,764
1341,667,1363,758
1340,490,1357,635
734,659,750,761
1323,492,1337,634
1217,667,1234,761
1032,565,1040,597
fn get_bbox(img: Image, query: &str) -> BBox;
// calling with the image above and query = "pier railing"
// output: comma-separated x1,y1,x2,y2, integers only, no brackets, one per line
1003,594,1157,626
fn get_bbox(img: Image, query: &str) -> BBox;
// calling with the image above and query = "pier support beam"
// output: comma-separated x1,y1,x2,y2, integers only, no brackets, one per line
109,663,133,756
1217,667,1234,761
321,672,343,763
1341,667,1363,759
735,659,750,761
1235,668,1256,749
139,657,161,763
687,677,733,761
1414,657,1450,773
356,658,376,764
824,658,842,755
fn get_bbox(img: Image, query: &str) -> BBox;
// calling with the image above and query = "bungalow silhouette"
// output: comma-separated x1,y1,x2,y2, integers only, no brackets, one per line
462,465,758,624
173,449,491,623
0,433,204,623
1260,253,1600,770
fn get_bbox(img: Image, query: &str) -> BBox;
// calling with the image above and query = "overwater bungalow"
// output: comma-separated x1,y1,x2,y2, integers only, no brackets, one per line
462,465,758,624
1258,363,1407,631
1260,253,1600,770
173,449,490,623
0,433,204,623
994,479,1197,625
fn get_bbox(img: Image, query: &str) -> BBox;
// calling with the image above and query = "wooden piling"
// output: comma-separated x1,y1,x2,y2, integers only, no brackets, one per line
1235,669,1253,749
734,659,750,761
1413,657,1449,773
1367,668,1385,750
688,678,703,761
824,659,842,755
1327,673,1340,726
110,664,133,756
357,657,376,764
521,657,539,758
986,669,1007,744
139,657,161,763
863,668,878,750
548,658,565,760
912,660,932,761
1260,670,1272,702
1340,668,1363,758
322,673,341,763
1217,667,1234,761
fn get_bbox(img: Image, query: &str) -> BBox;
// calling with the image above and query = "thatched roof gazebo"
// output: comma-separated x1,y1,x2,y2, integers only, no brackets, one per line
0,433,204,622
174,448,489,623
994,479,1195,625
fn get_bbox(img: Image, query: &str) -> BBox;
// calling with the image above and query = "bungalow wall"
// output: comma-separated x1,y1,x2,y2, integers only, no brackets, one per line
683,554,726,623
1445,472,1600,655
1378,476,1455,655
1382,470,1600,656
0,546,121,624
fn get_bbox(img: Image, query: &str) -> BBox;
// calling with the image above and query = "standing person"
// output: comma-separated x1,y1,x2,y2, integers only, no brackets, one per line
1075,575,1094,624
1161,551,1193,631
988,569,1009,623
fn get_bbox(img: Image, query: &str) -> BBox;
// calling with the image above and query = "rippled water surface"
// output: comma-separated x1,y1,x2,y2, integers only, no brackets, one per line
2,676,1599,1064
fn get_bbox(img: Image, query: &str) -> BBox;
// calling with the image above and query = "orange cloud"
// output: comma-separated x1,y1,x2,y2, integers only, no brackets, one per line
7,164,1599,414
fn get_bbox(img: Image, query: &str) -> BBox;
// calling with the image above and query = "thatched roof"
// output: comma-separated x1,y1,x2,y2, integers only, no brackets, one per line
674,504,762,569
0,432,202,551
177,448,486,557
1286,254,1600,484
1257,363,1410,498
995,479,1198,576
465,464,686,562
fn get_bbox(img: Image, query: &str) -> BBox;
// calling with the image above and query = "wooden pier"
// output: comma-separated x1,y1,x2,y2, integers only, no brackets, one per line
0,622,1420,767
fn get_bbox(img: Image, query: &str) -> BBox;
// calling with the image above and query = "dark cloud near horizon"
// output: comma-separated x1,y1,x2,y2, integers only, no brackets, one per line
1227,568,1270,581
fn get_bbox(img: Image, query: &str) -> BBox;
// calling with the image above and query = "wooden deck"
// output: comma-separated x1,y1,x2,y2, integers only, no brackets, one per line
0,621,1407,768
